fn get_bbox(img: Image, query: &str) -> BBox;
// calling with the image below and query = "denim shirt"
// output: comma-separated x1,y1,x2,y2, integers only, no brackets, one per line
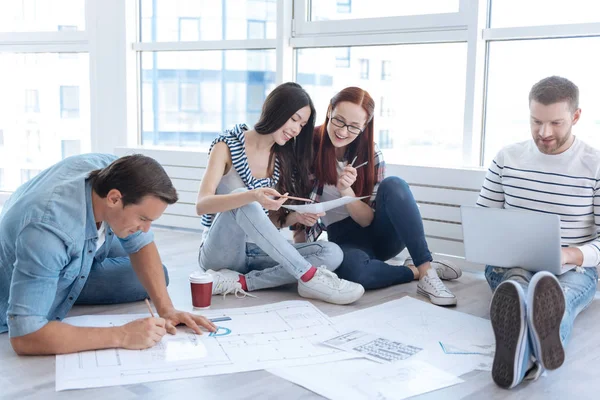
0,154,155,337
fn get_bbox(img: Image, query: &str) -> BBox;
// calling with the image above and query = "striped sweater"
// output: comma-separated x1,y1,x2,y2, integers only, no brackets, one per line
477,137,600,267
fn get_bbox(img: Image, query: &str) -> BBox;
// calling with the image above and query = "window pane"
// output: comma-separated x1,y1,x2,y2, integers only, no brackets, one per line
310,0,459,21
0,53,90,194
484,38,600,166
140,50,276,147
140,0,277,42
296,43,467,166
0,0,85,32
491,0,600,28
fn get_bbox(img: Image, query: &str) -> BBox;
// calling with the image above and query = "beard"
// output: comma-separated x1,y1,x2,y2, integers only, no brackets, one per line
534,128,573,155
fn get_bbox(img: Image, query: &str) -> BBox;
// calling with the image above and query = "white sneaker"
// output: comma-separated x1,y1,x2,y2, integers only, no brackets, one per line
206,269,257,299
404,257,462,280
297,267,364,305
417,269,457,306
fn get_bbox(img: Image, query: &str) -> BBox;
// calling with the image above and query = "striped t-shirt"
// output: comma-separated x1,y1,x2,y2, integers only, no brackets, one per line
477,137,600,267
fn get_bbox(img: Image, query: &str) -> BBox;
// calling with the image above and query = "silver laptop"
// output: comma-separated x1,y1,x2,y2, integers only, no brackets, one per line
460,206,575,275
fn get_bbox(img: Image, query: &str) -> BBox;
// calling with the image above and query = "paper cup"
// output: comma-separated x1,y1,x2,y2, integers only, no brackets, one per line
189,271,213,309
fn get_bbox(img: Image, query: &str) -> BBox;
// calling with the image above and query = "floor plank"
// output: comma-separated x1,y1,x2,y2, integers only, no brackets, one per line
2,228,600,399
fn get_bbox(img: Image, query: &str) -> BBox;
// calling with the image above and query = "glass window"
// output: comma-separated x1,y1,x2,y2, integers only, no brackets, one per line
0,0,85,32
335,48,351,68
20,168,41,184
491,0,600,28
140,0,277,42
296,43,467,166
310,0,459,21
178,17,201,41
0,53,89,193
140,50,276,148
359,58,369,80
60,86,80,118
25,89,40,113
379,129,393,149
484,37,600,166
61,139,81,159
381,60,391,80
0,169,4,190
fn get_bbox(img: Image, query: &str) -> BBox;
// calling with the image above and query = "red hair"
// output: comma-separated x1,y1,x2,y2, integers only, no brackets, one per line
313,87,376,201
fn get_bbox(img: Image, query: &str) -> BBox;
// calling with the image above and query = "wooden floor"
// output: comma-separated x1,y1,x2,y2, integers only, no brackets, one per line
2,228,600,400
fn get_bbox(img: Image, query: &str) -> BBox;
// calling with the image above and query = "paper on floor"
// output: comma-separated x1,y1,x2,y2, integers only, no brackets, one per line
55,301,355,391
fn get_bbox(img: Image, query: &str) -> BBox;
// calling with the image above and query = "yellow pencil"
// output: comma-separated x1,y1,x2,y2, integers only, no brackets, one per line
144,298,156,318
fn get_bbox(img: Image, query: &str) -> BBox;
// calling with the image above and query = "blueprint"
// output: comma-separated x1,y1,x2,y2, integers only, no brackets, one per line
55,301,354,391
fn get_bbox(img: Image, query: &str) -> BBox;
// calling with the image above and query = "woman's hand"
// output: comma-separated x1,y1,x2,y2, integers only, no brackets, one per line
336,165,357,195
252,188,289,211
291,211,325,227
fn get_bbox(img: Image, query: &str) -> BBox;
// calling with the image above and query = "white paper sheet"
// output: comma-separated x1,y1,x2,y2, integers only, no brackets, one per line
273,358,463,400
322,330,422,363
270,296,495,398
55,301,354,391
282,196,368,214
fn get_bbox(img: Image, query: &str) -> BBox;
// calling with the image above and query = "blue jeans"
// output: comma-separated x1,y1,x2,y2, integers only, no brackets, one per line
76,237,169,305
199,188,343,291
327,177,432,290
485,265,598,345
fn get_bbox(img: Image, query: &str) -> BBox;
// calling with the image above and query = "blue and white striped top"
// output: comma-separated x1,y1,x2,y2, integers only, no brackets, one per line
477,137,600,267
200,123,280,229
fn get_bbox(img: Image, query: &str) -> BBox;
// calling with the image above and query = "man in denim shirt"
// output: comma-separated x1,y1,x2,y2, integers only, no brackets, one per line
0,153,215,355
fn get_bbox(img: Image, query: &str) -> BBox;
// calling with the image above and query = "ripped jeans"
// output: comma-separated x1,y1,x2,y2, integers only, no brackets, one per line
485,265,598,345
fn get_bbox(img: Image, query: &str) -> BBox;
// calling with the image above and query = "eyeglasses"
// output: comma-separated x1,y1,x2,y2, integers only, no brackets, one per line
330,116,364,135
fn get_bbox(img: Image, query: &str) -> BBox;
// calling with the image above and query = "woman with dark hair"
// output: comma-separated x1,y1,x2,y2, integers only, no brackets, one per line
298,86,462,306
196,82,364,305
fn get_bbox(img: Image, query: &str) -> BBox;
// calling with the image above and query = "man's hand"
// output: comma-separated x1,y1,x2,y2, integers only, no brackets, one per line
561,247,584,266
118,317,167,350
160,309,217,335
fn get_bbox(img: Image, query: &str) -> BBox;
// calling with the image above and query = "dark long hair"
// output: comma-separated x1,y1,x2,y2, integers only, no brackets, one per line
314,87,376,201
254,82,316,225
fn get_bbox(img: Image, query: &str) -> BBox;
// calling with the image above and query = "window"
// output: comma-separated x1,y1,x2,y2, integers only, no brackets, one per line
140,50,276,147
178,17,201,41
359,59,369,79
25,89,40,113
296,43,467,166
247,19,266,39
20,169,41,184
483,37,600,165
310,0,459,21
60,86,80,118
0,53,89,194
379,130,393,149
491,0,600,28
61,139,81,159
381,60,391,80
179,82,201,112
140,0,277,41
335,48,351,68
0,0,85,32
58,25,77,31
0,168,4,190
336,0,351,14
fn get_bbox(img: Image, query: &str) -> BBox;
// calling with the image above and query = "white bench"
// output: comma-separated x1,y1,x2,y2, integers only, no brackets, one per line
116,147,488,271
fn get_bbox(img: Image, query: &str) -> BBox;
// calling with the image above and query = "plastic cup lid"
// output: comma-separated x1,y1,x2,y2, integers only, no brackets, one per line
189,271,213,284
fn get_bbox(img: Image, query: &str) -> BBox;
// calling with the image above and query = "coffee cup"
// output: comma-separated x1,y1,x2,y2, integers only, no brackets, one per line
189,271,213,309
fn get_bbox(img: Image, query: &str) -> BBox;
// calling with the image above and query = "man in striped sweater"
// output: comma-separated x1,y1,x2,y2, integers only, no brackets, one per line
477,76,600,389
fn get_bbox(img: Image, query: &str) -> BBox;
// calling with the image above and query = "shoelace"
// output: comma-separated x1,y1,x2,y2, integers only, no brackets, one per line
214,278,258,299
426,274,450,294
313,267,342,289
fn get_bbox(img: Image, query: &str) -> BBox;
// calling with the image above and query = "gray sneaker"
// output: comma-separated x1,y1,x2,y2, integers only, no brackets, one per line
416,269,457,306
298,267,364,305
404,257,462,280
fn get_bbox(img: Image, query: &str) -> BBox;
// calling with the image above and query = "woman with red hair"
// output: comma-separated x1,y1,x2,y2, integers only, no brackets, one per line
298,87,461,306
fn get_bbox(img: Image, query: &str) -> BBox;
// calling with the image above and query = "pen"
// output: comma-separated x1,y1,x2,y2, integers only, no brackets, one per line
145,298,155,318
354,161,369,170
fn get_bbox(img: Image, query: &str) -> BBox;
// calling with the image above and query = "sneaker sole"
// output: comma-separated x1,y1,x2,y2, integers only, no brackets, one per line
529,275,565,370
433,260,462,280
298,286,365,305
490,282,527,389
416,287,457,306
